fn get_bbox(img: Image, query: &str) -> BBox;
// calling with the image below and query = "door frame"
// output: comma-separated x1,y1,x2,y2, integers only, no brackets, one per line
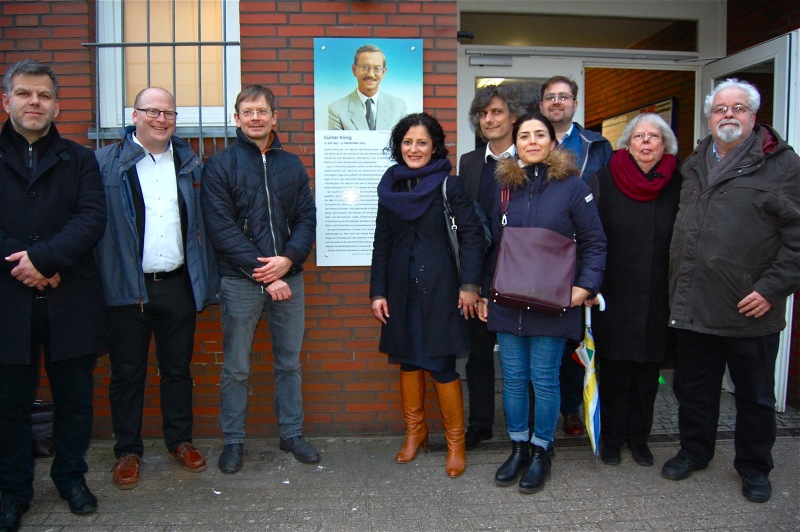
457,31,797,411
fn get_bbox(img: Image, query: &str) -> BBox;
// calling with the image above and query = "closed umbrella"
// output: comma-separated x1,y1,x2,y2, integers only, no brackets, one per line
574,294,605,457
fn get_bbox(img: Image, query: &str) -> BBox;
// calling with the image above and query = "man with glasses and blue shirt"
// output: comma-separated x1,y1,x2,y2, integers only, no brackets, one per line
663,78,799,504
328,44,407,130
95,87,215,491
201,84,318,473
538,75,612,438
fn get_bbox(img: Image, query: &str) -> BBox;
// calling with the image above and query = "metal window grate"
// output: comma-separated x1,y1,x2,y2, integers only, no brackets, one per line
84,0,241,157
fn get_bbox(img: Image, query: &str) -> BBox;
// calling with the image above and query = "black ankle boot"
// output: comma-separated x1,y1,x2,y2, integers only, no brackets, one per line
519,445,551,494
495,441,530,487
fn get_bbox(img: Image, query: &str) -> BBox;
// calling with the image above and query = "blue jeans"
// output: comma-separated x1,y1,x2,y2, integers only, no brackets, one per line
219,274,306,443
497,333,565,449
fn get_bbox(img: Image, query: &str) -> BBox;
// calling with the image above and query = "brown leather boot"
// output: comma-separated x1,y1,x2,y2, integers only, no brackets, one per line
395,370,429,463
435,378,466,478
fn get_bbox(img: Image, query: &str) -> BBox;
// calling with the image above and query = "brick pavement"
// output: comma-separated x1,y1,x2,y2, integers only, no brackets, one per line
17,370,800,531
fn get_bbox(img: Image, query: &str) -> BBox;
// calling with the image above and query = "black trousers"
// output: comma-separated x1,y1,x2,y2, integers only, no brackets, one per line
0,296,96,505
108,273,196,458
673,329,779,475
559,340,584,417
599,358,661,448
465,317,497,431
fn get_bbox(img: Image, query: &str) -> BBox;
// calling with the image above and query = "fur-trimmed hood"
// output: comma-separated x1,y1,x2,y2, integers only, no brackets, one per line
495,147,580,189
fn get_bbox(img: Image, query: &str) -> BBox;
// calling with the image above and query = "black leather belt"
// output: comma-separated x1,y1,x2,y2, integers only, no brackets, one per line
144,265,184,282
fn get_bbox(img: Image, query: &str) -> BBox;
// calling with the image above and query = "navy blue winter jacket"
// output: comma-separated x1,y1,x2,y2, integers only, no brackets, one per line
485,149,607,341
200,129,316,280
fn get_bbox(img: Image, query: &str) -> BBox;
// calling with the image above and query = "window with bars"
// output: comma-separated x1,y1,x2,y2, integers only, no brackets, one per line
92,0,240,142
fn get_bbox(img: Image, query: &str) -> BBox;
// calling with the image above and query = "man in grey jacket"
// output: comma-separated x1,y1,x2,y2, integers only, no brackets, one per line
662,79,800,504
95,87,215,491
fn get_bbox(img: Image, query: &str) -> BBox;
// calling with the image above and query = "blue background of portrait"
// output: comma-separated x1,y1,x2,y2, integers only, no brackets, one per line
314,37,424,129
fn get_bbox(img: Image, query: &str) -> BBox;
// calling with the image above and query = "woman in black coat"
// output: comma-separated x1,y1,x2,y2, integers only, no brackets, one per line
589,113,681,467
370,112,485,478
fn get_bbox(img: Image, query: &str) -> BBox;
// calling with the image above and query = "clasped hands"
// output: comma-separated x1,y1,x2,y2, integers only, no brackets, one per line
253,256,292,301
5,250,61,291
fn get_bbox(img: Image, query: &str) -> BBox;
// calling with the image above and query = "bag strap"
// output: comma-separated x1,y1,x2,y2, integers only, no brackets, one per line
500,187,510,226
442,176,456,231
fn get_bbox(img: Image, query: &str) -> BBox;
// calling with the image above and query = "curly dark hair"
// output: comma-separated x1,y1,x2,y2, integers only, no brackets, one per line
387,112,448,164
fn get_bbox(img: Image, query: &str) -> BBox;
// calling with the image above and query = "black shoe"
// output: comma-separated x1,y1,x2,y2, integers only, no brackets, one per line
519,445,551,494
600,444,621,466
494,441,530,487
630,443,654,466
465,427,493,450
0,498,29,532
218,443,244,474
59,483,97,515
280,436,320,464
741,471,772,503
661,453,702,481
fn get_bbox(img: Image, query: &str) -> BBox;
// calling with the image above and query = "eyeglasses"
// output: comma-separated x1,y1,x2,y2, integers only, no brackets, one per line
631,133,662,142
356,65,385,75
136,108,177,120
711,105,750,115
543,93,574,103
238,109,272,118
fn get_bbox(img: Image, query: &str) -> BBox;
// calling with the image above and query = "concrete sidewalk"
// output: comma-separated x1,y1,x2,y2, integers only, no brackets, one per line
19,371,800,531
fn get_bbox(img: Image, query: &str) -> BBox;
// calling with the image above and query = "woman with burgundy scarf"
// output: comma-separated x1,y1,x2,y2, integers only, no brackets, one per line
370,113,485,478
589,113,681,467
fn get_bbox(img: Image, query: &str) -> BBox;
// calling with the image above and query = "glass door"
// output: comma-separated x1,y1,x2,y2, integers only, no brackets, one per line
456,50,583,163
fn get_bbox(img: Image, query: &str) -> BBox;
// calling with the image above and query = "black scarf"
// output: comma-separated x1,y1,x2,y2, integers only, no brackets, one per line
377,158,451,221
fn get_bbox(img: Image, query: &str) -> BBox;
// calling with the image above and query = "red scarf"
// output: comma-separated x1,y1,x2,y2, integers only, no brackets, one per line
609,149,678,201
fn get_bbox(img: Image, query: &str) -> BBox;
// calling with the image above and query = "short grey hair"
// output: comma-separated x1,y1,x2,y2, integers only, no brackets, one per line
617,113,678,156
3,59,59,99
353,44,386,67
703,78,760,117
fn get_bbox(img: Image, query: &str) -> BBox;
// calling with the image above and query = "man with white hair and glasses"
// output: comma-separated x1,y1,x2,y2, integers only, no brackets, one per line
663,78,799,504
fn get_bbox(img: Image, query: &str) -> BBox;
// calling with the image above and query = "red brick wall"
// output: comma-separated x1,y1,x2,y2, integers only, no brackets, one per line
727,0,800,55
0,0,96,145
4,1,458,439
5,0,799,440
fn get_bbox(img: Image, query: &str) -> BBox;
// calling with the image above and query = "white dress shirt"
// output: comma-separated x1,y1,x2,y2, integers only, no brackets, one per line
132,134,184,273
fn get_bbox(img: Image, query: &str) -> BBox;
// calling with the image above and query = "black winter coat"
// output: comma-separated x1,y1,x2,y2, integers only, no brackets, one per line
0,121,107,364
589,161,681,363
370,169,485,357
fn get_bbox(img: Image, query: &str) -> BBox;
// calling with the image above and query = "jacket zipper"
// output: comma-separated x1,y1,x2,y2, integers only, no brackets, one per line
262,152,279,254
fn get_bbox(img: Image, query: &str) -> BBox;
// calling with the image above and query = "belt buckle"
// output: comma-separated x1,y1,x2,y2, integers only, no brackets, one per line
152,271,165,282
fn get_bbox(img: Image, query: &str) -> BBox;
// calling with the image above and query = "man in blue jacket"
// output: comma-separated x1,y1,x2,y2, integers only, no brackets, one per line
539,75,613,438
1,59,106,529
95,87,215,491
201,84,318,473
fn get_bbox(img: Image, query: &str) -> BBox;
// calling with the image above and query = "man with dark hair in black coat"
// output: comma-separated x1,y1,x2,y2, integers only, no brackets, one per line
0,59,106,531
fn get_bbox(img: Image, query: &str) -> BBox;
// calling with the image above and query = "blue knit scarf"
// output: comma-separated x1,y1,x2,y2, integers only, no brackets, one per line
376,158,452,221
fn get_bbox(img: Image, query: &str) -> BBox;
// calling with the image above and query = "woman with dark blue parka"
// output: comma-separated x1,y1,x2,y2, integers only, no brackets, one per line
478,112,606,495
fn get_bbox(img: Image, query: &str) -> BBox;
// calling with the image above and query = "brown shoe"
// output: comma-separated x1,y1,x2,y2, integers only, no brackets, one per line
563,414,585,436
168,442,207,472
112,454,141,490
